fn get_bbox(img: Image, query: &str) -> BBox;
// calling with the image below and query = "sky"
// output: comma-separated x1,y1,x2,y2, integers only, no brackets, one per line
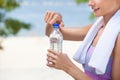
7,0,93,36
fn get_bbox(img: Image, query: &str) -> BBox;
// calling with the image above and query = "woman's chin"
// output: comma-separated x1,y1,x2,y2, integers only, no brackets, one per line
94,14,101,17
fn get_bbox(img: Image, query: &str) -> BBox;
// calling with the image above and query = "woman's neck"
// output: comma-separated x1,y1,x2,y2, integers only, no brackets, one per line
103,8,120,27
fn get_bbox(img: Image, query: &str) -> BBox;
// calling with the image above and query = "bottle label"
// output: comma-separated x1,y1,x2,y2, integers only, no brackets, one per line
50,38,58,43
50,37,62,53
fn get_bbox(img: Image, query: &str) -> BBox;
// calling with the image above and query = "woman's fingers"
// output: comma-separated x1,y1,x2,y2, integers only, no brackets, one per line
46,52,57,68
46,56,56,64
46,49,60,67
60,21,64,27
44,11,54,22
46,61,55,67
47,49,60,55
44,11,63,25
47,12,55,23
47,51,58,60
44,11,49,22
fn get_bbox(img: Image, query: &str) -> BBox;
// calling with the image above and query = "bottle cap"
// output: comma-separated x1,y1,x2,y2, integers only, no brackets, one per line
53,23,59,28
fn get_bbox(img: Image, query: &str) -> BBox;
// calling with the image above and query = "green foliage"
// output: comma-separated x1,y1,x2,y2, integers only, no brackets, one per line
89,13,95,20
75,0,89,4
0,0,20,11
5,18,31,35
0,0,31,37
0,0,6,8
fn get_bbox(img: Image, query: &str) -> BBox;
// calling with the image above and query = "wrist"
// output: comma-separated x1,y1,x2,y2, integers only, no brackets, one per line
64,62,77,75
45,24,53,36
65,64,92,80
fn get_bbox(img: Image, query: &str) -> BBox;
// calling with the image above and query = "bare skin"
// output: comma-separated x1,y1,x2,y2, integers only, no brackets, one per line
44,0,120,80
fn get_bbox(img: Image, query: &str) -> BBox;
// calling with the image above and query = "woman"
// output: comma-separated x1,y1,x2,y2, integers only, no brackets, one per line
44,0,120,80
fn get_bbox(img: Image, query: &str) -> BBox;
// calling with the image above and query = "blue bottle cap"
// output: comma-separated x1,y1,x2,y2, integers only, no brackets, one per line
53,23,59,28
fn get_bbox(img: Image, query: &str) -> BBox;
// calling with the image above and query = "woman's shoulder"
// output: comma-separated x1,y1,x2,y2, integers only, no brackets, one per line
117,33,120,44
111,33,120,79
112,33,120,57
114,32,120,54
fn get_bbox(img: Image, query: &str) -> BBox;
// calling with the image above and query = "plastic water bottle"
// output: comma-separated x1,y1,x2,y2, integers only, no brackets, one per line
49,23,63,53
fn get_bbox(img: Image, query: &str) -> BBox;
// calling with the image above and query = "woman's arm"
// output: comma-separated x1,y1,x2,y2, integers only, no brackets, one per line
44,11,92,41
46,23,92,41
112,33,120,80
66,62,92,80
47,49,92,80
60,24,92,41
44,11,64,36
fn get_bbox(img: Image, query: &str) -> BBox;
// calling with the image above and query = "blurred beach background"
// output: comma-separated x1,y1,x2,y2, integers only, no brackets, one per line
0,0,94,80
5,0,93,36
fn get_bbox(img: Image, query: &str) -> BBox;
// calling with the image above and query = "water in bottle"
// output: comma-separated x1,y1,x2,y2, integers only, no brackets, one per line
49,23,63,53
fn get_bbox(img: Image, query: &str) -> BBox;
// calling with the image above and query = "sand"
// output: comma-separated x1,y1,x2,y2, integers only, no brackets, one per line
0,36,83,80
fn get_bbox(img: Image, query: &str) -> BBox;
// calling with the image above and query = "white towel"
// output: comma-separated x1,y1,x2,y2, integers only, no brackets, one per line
73,9,120,74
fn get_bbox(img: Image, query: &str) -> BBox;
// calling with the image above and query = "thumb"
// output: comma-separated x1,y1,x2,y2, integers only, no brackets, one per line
59,21,64,27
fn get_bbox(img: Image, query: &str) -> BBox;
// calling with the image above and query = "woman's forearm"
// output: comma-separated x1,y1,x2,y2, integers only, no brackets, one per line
45,23,92,41
45,23,53,36
60,24,92,41
65,63,92,80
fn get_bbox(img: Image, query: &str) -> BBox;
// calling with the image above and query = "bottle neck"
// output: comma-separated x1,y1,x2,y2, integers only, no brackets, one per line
53,28,59,31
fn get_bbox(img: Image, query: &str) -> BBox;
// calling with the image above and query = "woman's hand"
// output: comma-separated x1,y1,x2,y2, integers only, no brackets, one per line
46,49,73,72
44,11,64,36
44,11,64,27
